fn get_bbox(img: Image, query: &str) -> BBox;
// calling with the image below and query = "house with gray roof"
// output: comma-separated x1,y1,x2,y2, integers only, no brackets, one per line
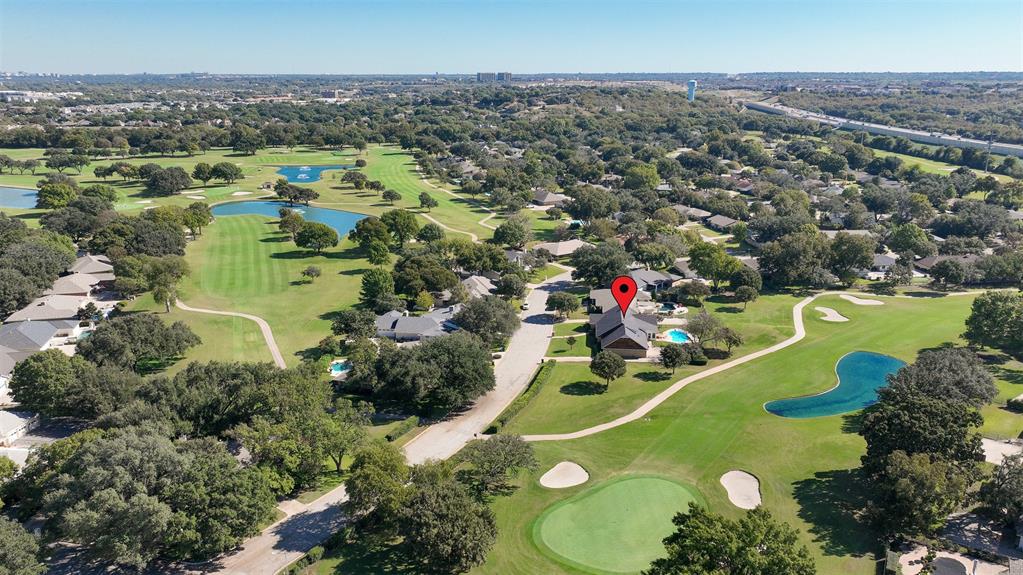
588,288,651,314
628,269,681,293
706,214,739,231
461,275,497,299
68,254,115,283
44,273,101,297
5,295,84,323
532,189,570,207
534,239,593,258
671,204,712,221
589,309,659,359
375,305,462,342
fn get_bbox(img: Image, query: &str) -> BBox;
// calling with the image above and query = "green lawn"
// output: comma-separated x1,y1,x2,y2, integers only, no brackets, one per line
532,476,704,574
481,293,1002,575
871,148,1016,183
147,214,371,366
981,357,1023,440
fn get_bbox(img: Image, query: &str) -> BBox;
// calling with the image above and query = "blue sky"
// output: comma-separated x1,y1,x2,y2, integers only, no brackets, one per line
1,0,1020,74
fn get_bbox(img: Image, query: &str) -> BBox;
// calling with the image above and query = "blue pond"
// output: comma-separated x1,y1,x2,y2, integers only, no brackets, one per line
764,351,906,418
276,165,353,183
211,201,365,236
0,186,38,209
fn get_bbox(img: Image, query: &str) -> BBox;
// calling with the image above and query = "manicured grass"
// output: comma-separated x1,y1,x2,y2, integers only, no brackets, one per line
552,322,589,337
532,476,704,574
981,357,1023,441
483,293,988,575
546,333,595,357
169,214,372,365
871,148,1016,183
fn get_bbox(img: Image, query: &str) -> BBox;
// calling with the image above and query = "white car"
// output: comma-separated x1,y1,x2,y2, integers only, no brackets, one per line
520,302,530,310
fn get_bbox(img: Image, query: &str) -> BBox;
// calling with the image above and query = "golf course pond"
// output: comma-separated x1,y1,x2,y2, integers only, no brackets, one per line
0,186,37,209
211,200,365,236
276,164,353,183
764,351,906,418
532,476,703,574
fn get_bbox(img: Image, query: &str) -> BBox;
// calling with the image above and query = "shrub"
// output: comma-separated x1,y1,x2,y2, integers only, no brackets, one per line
385,415,420,442
487,360,556,433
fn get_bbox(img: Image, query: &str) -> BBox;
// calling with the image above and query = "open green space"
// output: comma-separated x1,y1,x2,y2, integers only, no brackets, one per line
137,214,369,366
867,149,1015,183
481,293,1015,575
532,476,704,574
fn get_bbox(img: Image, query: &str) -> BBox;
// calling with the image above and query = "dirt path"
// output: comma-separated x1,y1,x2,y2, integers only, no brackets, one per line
175,301,287,369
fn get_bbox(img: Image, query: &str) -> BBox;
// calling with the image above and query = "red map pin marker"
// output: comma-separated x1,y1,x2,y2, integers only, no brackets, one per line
610,275,638,318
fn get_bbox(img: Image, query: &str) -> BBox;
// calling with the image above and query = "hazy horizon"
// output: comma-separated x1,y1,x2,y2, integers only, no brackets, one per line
1,0,1021,75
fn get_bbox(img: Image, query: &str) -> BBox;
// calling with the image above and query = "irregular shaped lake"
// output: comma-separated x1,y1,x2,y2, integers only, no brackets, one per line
0,186,38,209
276,165,353,183
764,351,906,418
211,200,365,236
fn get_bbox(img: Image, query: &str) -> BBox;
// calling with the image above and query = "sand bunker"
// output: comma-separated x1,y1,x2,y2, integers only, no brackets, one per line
982,438,1023,465
815,306,849,322
540,461,589,488
136,200,153,204
720,470,761,509
231,191,253,196
840,294,884,306
186,195,206,200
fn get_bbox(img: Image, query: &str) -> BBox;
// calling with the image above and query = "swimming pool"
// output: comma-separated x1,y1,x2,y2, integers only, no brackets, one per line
665,329,691,344
329,359,352,377
764,351,906,418
0,186,38,209
276,165,353,183
211,200,365,236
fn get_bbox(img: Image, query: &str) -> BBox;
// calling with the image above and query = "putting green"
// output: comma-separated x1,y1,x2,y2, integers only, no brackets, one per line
532,476,703,574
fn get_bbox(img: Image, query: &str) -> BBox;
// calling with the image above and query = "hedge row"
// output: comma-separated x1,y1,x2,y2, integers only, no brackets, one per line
487,360,557,433
385,415,420,442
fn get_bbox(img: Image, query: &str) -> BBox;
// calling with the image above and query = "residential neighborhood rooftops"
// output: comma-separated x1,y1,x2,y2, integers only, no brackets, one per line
820,229,874,238
44,273,101,296
628,269,680,291
68,254,113,275
589,288,651,313
706,214,738,229
5,295,85,322
375,305,462,341
915,254,981,271
532,189,570,206
534,239,593,258
671,204,712,220
591,309,659,358
461,275,497,299
0,321,60,351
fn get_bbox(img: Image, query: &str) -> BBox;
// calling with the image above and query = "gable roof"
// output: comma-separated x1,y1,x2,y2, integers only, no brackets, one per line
915,254,981,271
461,275,497,299
5,295,84,322
68,254,113,275
589,288,651,312
44,273,100,296
0,321,59,351
532,189,570,205
593,310,658,350
706,214,738,228
0,346,36,378
629,269,680,290
534,239,593,257
671,204,712,220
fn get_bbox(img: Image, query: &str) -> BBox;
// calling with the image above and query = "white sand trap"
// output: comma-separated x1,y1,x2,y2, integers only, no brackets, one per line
840,294,884,306
720,470,761,509
982,438,1023,465
186,195,206,200
539,461,589,488
231,191,253,196
136,200,153,204
815,306,849,322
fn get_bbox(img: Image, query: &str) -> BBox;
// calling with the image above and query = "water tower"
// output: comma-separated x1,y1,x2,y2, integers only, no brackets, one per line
687,80,698,102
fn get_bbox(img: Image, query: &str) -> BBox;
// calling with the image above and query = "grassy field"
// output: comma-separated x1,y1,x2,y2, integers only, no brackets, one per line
125,213,372,366
476,293,1020,575
532,476,704,574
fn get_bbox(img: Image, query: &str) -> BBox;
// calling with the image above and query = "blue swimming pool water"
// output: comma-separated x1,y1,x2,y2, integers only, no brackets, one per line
666,329,691,343
276,165,353,183
765,351,906,418
211,201,365,236
329,359,351,375
0,186,38,209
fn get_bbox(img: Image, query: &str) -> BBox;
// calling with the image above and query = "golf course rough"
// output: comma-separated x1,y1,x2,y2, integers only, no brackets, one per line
532,475,704,574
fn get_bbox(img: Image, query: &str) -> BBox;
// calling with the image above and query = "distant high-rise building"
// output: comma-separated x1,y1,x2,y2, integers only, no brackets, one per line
497,72,512,82
687,80,698,102
477,72,496,83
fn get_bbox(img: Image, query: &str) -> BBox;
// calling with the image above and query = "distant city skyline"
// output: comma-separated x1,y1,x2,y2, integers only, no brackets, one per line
1,0,1021,74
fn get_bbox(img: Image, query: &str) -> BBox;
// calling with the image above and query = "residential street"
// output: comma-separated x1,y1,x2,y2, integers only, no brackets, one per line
201,268,573,574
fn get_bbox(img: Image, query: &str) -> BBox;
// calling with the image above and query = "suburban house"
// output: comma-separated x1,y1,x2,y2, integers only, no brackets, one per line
44,273,102,297
672,258,701,280
629,269,681,293
820,229,874,239
534,239,593,258
914,254,981,274
375,305,462,342
706,214,739,231
68,254,115,283
0,410,39,447
504,250,534,270
588,288,652,314
872,254,898,272
671,204,712,221
532,189,570,207
588,308,659,359
461,275,497,299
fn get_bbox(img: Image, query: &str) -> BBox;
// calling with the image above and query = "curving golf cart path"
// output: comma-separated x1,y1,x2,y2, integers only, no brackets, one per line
417,169,498,230
523,290,982,442
175,301,287,369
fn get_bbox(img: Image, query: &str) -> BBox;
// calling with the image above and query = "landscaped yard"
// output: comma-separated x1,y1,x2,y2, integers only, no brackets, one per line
482,293,998,575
